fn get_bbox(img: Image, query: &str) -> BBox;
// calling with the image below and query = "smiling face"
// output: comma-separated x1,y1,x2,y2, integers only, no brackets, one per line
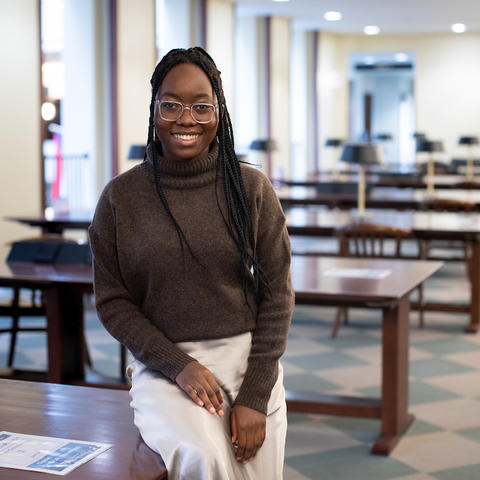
154,63,219,162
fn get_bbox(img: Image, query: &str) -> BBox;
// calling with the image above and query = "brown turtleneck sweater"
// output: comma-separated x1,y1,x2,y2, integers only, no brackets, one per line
88,143,294,414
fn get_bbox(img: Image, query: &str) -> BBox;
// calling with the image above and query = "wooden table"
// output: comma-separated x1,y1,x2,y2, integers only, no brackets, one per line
7,213,92,235
286,208,480,333
277,186,480,211
0,257,93,384
288,256,442,455
0,379,167,479
278,173,480,189
0,251,440,456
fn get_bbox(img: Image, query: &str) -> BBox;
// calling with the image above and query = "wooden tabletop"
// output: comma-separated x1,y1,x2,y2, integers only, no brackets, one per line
291,256,442,306
0,380,167,479
276,186,480,210
286,207,480,240
279,173,480,189
0,259,92,288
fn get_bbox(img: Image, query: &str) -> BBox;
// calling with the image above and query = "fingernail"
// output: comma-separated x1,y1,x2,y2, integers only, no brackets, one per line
209,407,215,413
198,401,204,406
218,409,224,416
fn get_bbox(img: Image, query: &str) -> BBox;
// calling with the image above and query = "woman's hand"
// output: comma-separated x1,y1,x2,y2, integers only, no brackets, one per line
230,405,266,464
175,361,224,416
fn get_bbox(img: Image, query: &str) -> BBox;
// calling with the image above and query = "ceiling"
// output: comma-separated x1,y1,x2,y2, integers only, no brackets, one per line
232,0,480,34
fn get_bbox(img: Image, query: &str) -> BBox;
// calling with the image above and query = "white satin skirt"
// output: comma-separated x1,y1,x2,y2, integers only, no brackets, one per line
127,332,287,480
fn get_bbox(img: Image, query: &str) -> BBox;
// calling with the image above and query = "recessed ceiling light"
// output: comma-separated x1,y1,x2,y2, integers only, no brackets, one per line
324,11,342,21
451,23,466,33
363,25,380,35
272,0,289,2
395,52,409,62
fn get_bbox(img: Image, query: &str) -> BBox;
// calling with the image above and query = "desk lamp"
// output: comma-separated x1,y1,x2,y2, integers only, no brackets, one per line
128,144,147,161
458,136,479,180
325,138,344,175
416,140,444,194
339,144,380,218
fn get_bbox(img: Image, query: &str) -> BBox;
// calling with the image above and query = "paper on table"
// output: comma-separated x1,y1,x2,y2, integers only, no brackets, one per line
323,268,392,279
0,431,112,476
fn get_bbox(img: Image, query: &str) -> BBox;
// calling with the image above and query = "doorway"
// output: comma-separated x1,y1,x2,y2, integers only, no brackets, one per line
349,52,416,168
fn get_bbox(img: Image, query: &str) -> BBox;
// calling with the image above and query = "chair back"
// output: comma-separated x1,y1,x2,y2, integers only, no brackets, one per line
337,223,413,258
453,181,480,190
420,197,476,212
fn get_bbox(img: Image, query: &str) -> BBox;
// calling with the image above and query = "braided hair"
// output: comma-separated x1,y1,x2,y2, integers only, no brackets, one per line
146,47,268,300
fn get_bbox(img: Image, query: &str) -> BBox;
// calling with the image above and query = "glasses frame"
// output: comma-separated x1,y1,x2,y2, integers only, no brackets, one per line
154,100,217,124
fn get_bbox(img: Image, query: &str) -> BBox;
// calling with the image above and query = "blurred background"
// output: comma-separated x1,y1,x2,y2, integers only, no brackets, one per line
2,0,480,246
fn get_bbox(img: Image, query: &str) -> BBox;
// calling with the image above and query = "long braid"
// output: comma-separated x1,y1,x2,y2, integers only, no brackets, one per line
146,47,269,299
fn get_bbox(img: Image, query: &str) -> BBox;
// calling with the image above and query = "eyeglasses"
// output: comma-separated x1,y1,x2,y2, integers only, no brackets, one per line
155,100,217,124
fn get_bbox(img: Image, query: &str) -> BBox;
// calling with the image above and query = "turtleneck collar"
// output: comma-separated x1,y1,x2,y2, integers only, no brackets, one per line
145,141,219,189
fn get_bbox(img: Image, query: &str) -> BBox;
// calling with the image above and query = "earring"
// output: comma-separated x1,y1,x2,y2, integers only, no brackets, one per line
152,125,157,141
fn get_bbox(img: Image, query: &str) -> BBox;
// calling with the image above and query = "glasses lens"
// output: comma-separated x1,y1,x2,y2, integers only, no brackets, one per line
191,104,214,123
160,101,182,121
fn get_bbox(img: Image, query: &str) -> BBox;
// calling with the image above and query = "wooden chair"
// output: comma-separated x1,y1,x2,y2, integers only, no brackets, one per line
1,235,92,370
419,197,476,213
334,223,423,337
453,181,480,190
419,197,474,281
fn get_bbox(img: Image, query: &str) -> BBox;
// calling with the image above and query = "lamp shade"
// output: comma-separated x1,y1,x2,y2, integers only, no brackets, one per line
459,136,479,145
339,144,381,166
325,138,343,147
374,133,393,141
249,139,277,152
416,140,444,153
128,144,146,160
413,132,426,139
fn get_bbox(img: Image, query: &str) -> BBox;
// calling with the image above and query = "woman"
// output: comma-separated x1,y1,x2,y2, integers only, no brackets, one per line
89,47,294,479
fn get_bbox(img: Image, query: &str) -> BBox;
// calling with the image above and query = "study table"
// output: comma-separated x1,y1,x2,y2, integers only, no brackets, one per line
279,173,480,190
287,255,442,454
0,379,167,479
277,186,480,211
286,208,480,333
0,254,92,384
7,212,92,235
0,252,441,456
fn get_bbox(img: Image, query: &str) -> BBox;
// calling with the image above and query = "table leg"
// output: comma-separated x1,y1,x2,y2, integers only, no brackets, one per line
467,240,480,333
45,286,85,383
372,295,414,454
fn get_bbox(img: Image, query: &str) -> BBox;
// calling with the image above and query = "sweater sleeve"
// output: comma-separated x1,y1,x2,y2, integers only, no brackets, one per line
234,174,294,414
88,185,196,381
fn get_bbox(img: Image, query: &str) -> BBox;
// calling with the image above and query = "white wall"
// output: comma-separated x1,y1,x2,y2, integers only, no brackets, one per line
117,0,156,174
0,0,41,246
317,32,480,169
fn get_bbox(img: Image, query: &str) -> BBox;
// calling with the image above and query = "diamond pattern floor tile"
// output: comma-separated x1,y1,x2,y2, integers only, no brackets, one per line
424,372,480,398
432,463,480,480
286,351,369,371
409,357,475,379
391,432,480,473
286,445,417,480
411,398,480,431
284,373,340,394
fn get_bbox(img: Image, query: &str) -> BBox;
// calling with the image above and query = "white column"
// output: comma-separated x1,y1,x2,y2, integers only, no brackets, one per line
0,0,41,245
269,16,291,179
